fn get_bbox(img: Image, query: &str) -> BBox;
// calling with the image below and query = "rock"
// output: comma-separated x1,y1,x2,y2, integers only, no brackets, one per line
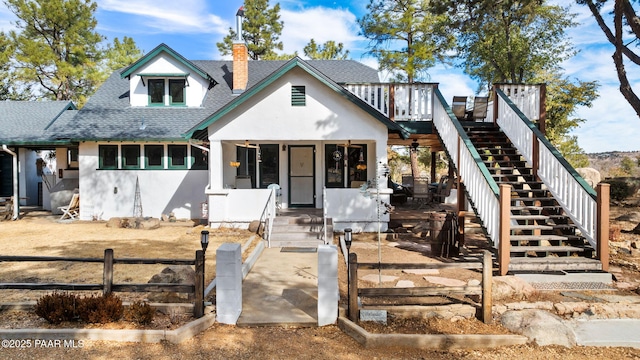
492,276,537,301
360,274,398,283
423,276,466,287
396,280,415,287
248,220,262,233
106,217,122,228
147,265,195,302
501,309,576,347
468,279,481,286
403,269,439,275
138,218,160,229
615,212,640,222
576,167,601,187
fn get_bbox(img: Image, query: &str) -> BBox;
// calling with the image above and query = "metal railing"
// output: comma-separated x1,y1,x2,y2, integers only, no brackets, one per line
258,189,277,248
432,88,502,247
495,89,597,247
344,83,436,121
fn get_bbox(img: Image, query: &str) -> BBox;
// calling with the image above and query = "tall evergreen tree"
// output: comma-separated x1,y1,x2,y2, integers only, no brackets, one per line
105,36,144,73
304,39,350,60
0,31,30,100
4,0,105,107
217,0,284,60
359,0,455,83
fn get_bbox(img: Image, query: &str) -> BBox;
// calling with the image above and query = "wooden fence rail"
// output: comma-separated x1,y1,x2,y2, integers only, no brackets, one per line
0,249,206,318
348,250,492,324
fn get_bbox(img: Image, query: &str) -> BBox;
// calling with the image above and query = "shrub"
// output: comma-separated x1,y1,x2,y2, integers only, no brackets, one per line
77,294,124,324
126,300,155,325
35,292,79,324
608,179,633,202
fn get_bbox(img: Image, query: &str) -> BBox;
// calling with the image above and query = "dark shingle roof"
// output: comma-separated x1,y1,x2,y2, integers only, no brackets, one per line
0,101,77,144
54,57,381,141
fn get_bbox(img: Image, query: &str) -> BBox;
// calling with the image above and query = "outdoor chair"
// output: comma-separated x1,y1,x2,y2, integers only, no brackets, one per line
452,96,468,121
58,193,79,220
432,175,455,203
472,96,489,121
412,177,432,209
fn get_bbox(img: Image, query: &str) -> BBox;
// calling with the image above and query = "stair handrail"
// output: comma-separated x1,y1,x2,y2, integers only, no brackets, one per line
495,88,597,247
432,88,502,247
258,188,277,248
323,186,328,244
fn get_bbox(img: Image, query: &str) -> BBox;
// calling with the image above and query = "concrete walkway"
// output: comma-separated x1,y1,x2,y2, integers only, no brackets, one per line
568,319,640,348
237,247,319,326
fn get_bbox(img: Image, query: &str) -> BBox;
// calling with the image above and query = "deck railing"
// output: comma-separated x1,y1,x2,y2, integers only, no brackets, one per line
432,88,501,247
495,89,597,247
494,84,543,122
344,83,436,121
258,188,277,248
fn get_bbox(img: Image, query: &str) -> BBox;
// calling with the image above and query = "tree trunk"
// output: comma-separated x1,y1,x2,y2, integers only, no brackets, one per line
410,148,420,178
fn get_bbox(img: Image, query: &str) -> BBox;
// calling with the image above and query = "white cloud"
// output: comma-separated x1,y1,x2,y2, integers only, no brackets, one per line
0,5,16,32
98,0,229,35
279,7,363,57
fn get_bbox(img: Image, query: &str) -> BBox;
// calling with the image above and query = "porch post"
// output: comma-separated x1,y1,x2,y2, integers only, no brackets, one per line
499,184,511,276
597,183,610,272
430,151,436,183
538,84,546,135
209,140,224,189
492,84,499,125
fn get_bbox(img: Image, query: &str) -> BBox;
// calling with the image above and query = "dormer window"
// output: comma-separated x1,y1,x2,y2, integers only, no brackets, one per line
143,75,187,106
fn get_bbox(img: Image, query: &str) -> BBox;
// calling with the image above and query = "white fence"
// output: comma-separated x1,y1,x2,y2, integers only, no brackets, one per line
432,89,501,247
344,83,435,121
495,89,597,247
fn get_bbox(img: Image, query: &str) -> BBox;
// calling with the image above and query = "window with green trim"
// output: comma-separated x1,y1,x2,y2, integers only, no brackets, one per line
121,145,141,169
148,79,164,105
169,79,185,105
99,145,118,169
190,146,208,170
145,145,164,169
291,85,306,106
168,145,187,169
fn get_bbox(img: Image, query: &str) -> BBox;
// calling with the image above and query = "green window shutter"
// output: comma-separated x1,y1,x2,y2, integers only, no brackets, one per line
291,85,306,106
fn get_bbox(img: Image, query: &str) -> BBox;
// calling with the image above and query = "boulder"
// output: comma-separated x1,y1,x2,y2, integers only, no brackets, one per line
501,309,576,347
615,212,640,222
147,265,196,302
576,167,601,187
493,276,537,301
248,220,263,233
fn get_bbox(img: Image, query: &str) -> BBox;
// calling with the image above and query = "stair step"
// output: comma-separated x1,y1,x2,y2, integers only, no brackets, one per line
511,215,549,220
510,234,568,241
511,224,554,230
510,197,554,202
508,257,602,272
510,246,586,253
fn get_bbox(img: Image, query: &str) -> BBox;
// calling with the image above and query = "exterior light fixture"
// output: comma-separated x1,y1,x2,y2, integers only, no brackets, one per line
411,139,419,151
200,230,209,254
230,161,240,168
344,228,352,252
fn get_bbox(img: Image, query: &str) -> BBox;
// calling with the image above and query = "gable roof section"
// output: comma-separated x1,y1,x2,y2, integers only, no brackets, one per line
120,43,217,88
0,101,77,145
183,57,408,139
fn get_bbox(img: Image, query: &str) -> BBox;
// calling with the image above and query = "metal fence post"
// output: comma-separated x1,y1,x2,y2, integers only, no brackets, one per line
103,249,114,296
194,250,205,318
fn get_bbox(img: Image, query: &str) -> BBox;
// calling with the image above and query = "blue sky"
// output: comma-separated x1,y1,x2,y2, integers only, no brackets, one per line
1,0,638,153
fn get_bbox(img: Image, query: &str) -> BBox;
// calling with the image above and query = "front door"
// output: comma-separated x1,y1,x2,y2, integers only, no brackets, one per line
288,145,315,207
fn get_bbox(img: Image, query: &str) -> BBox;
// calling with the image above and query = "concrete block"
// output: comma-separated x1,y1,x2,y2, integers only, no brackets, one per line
318,245,338,326
360,309,387,324
216,243,242,325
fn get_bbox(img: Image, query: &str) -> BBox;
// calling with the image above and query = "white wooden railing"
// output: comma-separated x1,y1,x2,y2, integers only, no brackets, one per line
344,83,435,121
495,84,542,121
432,89,502,247
495,89,597,247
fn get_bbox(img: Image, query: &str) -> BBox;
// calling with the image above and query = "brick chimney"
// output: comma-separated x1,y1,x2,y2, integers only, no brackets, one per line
233,7,248,94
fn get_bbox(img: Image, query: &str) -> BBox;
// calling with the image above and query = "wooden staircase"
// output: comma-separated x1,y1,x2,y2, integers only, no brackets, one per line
267,212,332,248
463,123,601,272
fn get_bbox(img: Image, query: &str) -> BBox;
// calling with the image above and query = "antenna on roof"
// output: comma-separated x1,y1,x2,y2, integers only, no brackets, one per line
235,6,244,42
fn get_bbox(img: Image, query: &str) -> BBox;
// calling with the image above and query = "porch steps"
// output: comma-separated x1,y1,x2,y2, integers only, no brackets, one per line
267,214,333,248
462,124,600,272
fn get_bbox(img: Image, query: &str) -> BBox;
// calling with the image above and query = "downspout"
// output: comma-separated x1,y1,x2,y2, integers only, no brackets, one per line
1,145,19,220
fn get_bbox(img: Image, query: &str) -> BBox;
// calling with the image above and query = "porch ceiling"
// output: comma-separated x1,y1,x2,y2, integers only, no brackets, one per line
388,133,443,152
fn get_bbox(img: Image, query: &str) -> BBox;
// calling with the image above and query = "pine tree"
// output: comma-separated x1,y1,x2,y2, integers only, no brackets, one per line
105,36,144,73
304,39,350,60
5,0,105,106
217,0,284,60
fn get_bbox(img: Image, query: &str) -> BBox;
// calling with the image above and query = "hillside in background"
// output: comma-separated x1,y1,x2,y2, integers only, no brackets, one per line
587,151,640,179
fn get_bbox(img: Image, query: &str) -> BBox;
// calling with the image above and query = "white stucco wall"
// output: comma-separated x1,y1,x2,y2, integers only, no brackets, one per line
78,142,209,221
206,66,392,228
129,53,209,107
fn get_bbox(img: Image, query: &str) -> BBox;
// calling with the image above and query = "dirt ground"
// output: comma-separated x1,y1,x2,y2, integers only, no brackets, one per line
1,207,640,359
